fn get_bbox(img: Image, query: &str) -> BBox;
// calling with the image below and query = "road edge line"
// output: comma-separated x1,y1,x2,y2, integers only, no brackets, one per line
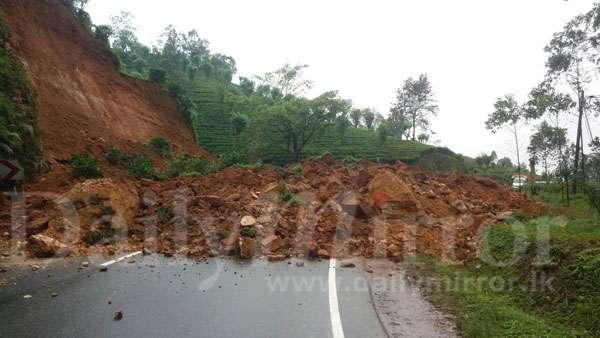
100,251,142,267
329,258,345,338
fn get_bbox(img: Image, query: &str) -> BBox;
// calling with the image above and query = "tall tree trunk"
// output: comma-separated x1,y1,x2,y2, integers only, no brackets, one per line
514,125,522,193
412,114,416,141
573,88,585,194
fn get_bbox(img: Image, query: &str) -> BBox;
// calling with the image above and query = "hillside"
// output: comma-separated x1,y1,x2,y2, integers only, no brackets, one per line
0,0,204,164
187,77,453,166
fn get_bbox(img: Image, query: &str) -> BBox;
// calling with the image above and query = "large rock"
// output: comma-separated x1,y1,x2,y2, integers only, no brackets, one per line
61,179,139,238
261,235,283,253
28,234,71,258
240,216,257,227
368,170,421,216
239,237,257,259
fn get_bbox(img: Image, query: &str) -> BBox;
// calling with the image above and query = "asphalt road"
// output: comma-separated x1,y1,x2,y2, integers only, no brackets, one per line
0,255,390,338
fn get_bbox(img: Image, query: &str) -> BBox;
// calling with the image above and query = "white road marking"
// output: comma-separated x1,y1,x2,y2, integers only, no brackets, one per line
329,258,346,338
100,251,142,267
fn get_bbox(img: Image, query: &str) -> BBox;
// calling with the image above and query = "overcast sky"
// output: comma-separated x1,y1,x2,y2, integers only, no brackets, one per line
88,0,598,161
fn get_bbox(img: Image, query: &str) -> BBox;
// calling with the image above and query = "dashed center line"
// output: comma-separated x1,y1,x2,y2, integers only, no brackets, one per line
100,251,142,267
329,258,345,338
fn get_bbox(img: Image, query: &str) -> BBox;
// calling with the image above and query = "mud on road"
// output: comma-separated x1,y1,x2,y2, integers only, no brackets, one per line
0,156,541,267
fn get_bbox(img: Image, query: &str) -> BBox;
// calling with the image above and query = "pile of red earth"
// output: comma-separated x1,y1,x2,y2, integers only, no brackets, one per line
0,156,542,264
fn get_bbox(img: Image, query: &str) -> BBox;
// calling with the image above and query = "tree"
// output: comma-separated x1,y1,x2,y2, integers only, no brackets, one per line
335,115,352,144
110,11,138,53
256,91,351,162
350,109,363,128
256,64,314,98
486,95,525,191
475,152,498,170
528,121,567,182
363,109,376,130
231,113,249,135
239,77,255,96
377,121,390,145
544,8,600,192
390,74,438,141
417,133,430,144
497,157,514,168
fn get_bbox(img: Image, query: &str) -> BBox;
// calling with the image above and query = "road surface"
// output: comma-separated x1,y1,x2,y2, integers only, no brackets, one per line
0,254,455,337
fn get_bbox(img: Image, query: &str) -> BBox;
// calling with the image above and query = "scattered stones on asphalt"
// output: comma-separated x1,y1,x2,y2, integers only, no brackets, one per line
114,310,124,321
340,261,356,268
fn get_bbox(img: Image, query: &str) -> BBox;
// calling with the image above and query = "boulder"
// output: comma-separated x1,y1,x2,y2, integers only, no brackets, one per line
28,234,71,258
368,170,421,215
26,217,50,236
261,235,283,252
62,179,139,235
267,254,287,262
239,237,257,259
451,199,468,213
318,249,330,259
240,216,257,227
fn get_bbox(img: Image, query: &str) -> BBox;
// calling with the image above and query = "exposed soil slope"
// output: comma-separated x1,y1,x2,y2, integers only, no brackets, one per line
0,0,204,163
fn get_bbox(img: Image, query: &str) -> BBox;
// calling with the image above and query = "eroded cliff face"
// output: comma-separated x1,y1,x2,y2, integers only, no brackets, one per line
0,0,205,162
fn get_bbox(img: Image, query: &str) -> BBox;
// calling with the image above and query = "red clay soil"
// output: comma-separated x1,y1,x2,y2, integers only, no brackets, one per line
0,0,208,164
1,157,543,265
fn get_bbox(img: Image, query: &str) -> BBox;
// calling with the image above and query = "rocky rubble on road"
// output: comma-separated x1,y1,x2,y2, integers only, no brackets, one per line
0,156,541,264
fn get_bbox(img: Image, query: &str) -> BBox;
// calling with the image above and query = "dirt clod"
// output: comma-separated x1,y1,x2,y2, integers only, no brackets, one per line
114,310,124,321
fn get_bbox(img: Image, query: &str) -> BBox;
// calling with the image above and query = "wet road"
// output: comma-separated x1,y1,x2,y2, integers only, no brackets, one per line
0,255,455,338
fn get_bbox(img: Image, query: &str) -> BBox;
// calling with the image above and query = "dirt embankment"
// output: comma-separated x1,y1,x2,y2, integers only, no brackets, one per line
0,0,206,165
1,157,542,264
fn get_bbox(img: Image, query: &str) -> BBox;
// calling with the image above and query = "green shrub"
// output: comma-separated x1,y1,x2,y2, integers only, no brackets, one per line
570,248,600,291
149,137,171,158
158,205,172,222
343,155,359,164
0,9,9,43
290,165,304,174
100,207,115,216
180,171,207,177
166,155,209,178
105,147,129,166
584,184,600,214
240,227,257,238
277,182,294,202
0,17,42,177
231,162,263,170
127,155,155,179
70,154,102,178
216,151,247,170
289,195,304,206
148,68,166,84
217,228,231,239
89,194,103,206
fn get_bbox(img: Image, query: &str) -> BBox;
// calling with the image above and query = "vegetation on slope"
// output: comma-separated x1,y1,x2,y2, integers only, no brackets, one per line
417,192,600,337
0,9,42,177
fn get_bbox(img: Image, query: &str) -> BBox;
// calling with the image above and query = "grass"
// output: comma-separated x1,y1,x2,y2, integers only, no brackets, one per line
417,191,600,337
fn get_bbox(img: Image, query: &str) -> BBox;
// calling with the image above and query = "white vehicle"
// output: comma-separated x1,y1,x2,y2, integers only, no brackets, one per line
512,174,528,190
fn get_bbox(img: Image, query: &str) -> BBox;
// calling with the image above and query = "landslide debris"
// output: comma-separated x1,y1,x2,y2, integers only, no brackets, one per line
2,157,541,264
